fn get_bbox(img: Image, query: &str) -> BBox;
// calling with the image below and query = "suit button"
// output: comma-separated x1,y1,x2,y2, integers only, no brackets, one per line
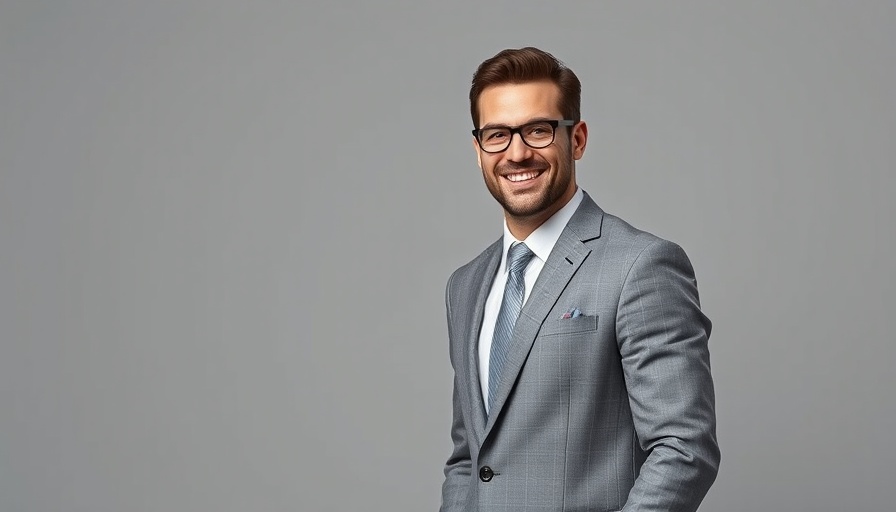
479,466,494,482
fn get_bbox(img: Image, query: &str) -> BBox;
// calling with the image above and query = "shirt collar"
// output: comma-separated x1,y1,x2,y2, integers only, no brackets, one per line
500,187,584,272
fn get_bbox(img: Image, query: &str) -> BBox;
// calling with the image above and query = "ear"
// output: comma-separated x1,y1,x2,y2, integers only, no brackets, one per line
572,121,588,160
472,136,483,169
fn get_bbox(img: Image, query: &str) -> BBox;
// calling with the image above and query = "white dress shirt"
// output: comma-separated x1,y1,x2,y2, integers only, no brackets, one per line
478,187,584,412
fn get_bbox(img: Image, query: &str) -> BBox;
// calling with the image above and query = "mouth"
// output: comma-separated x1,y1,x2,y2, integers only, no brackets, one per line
503,169,545,183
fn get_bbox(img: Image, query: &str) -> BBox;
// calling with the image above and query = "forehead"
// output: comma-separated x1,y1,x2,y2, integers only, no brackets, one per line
478,81,562,126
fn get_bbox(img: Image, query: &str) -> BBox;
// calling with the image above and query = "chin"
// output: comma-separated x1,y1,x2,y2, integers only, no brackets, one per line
502,197,551,218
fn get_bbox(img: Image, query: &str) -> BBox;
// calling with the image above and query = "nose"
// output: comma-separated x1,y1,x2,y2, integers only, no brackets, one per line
504,131,532,162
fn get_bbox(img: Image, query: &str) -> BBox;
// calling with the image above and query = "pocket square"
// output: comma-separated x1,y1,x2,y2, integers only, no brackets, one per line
560,307,582,319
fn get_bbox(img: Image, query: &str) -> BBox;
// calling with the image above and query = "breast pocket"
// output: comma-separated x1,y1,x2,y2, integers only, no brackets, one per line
540,314,599,336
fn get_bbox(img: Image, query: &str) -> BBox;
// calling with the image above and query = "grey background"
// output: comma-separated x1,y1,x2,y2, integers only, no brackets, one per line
1,1,893,511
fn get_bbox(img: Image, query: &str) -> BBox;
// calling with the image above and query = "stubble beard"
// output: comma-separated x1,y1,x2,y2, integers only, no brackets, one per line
487,152,574,221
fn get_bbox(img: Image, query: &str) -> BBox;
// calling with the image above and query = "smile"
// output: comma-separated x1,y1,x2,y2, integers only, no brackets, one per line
504,170,544,182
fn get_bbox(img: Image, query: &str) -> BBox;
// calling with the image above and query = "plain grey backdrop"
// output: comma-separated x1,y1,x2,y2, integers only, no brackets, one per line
2,1,894,511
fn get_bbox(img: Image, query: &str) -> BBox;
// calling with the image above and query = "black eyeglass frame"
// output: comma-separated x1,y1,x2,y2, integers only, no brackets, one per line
472,119,577,153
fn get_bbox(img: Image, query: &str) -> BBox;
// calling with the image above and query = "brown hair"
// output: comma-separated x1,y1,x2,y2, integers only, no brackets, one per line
469,47,581,127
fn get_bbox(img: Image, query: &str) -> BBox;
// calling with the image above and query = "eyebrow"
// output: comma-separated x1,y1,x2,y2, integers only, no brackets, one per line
479,117,555,130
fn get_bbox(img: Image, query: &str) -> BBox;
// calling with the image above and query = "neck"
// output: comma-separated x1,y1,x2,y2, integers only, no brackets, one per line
506,216,547,241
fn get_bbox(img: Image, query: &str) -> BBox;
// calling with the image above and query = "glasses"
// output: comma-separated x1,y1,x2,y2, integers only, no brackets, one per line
473,119,576,153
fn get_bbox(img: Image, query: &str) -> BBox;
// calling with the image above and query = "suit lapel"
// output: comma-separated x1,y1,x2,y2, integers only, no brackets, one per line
483,194,605,437
463,240,501,441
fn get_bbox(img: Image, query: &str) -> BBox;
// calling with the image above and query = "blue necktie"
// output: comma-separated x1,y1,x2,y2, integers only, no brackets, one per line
488,242,535,413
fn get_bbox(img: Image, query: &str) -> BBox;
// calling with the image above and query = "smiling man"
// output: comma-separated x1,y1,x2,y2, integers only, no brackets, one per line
440,48,720,512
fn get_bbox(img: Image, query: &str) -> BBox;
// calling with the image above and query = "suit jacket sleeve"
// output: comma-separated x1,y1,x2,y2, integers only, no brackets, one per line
440,272,472,512
617,239,720,512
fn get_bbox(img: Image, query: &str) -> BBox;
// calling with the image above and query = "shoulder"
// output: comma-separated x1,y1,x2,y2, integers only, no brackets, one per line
599,211,688,265
574,192,686,262
446,238,501,292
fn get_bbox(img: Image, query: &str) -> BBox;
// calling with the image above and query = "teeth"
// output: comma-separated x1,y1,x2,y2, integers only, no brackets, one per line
506,171,541,182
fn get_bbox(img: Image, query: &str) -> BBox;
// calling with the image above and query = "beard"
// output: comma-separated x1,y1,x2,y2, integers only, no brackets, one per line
485,151,575,220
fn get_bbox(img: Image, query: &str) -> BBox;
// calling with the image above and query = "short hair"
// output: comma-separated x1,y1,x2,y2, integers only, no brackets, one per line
469,47,582,128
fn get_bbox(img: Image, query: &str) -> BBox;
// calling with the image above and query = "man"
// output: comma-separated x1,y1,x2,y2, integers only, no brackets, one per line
440,47,719,512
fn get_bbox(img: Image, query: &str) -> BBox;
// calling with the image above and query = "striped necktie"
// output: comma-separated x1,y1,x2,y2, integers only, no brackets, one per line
488,242,534,413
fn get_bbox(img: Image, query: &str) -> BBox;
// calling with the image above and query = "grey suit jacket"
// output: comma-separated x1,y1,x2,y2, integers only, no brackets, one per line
441,193,719,512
